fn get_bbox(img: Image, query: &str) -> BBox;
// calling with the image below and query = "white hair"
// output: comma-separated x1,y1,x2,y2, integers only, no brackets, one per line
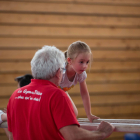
31,45,65,80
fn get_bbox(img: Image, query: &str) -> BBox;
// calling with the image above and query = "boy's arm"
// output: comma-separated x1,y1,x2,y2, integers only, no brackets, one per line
9,131,14,140
80,80,99,122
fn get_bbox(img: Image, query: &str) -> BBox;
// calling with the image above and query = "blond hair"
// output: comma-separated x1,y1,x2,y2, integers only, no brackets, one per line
64,41,92,70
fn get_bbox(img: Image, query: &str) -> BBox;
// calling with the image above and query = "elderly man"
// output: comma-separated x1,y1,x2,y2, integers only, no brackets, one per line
7,46,114,140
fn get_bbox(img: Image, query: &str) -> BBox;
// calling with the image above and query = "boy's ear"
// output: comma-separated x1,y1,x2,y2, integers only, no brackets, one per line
67,57,72,65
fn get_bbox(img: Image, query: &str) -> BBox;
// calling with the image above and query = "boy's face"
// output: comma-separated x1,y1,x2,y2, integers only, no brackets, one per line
17,82,20,88
69,52,91,74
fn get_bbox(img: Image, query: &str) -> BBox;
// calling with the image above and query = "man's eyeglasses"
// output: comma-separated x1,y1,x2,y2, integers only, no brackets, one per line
61,68,66,74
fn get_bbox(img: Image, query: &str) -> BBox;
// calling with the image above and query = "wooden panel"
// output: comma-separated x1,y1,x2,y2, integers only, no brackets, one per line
0,50,36,60
72,0,140,5
0,61,140,73
1,72,140,84
0,128,5,133
99,114,140,119
86,72,140,82
0,85,17,96
0,50,140,60
0,25,140,38
90,61,140,72
1,83,140,96
0,135,8,140
71,93,140,105
0,1,140,16
69,83,140,94
78,104,140,116
0,38,140,49
0,99,9,109
2,0,140,5
107,132,125,140
0,73,29,84
1,13,140,27
0,62,31,73
0,1,139,140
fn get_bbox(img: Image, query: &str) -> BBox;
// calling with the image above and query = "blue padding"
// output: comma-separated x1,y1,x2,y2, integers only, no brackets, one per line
124,133,140,140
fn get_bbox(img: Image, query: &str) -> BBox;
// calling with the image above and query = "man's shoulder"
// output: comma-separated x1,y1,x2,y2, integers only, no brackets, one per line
53,87,66,95
11,88,20,96
50,86,67,98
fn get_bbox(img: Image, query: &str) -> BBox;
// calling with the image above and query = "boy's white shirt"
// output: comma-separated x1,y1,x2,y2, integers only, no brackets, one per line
59,64,87,89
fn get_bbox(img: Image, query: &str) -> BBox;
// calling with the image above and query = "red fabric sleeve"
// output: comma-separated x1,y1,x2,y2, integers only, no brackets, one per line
51,91,80,130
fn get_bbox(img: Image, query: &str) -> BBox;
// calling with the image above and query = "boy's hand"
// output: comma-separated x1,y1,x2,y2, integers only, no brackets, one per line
88,114,100,122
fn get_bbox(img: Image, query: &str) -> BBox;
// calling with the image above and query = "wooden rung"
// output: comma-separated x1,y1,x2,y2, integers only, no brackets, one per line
78,118,140,132
78,118,140,124
80,122,140,133
0,1,140,16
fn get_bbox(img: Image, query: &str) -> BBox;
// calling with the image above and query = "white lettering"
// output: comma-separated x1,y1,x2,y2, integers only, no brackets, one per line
15,90,42,102
25,96,29,100
15,95,24,99
17,89,22,93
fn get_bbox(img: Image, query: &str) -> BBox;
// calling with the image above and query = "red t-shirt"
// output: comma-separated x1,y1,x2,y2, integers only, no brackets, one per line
7,79,79,140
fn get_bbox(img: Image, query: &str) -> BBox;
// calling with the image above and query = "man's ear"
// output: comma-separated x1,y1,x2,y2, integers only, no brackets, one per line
56,68,61,78
67,57,72,65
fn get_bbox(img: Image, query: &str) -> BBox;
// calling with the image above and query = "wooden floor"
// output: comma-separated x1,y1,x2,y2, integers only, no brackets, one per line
0,0,140,139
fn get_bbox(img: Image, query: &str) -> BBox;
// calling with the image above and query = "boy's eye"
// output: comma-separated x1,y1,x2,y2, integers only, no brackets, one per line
80,61,83,64
87,61,89,64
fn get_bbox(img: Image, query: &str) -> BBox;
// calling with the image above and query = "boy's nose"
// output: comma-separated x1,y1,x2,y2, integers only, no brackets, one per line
83,63,88,69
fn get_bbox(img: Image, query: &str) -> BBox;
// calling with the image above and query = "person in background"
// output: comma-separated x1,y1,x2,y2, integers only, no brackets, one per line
7,45,114,140
0,110,7,124
15,74,33,88
0,74,33,137
59,41,99,122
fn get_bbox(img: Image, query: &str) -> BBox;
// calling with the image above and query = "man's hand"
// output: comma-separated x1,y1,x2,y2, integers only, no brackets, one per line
97,121,115,139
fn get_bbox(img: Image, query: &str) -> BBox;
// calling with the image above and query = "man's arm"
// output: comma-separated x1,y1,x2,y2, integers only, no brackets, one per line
60,121,115,140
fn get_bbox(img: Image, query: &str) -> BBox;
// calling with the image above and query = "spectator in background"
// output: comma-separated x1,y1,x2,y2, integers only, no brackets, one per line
15,74,33,88
0,74,33,137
